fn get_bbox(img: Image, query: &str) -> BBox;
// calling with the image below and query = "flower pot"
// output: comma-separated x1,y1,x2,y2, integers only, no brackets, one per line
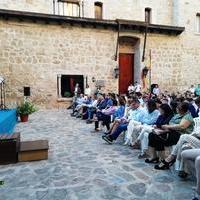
20,114,29,122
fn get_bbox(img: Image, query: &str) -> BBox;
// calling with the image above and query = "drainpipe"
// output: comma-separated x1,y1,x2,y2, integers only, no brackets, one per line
142,22,148,62
57,74,62,98
53,0,55,14
81,0,84,18
115,20,120,61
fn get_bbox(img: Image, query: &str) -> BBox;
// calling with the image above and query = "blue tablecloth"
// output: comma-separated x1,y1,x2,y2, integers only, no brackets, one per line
0,109,17,134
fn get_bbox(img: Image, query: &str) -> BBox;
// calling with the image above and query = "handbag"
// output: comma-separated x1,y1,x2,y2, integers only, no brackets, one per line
153,129,179,143
155,132,169,142
152,129,169,142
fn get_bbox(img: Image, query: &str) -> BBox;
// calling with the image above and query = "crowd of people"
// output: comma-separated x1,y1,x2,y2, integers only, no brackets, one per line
69,84,200,200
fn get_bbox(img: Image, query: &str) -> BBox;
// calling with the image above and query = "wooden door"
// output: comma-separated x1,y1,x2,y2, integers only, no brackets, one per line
119,54,134,94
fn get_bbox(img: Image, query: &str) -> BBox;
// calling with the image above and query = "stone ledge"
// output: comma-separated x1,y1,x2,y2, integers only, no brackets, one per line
57,98,73,102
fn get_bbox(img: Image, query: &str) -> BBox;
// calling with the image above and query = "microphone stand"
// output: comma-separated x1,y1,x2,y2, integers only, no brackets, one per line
0,80,6,110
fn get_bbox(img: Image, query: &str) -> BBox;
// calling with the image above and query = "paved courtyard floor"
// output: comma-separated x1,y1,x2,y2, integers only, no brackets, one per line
0,110,196,200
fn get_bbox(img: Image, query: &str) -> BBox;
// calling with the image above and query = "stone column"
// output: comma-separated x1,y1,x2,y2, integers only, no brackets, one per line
57,74,62,98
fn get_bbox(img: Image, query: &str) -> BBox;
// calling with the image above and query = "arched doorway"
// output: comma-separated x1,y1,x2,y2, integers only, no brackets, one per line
118,36,140,94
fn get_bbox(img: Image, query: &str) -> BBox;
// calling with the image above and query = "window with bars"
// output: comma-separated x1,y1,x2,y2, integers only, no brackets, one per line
94,2,103,19
145,8,151,23
197,13,200,33
56,0,80,17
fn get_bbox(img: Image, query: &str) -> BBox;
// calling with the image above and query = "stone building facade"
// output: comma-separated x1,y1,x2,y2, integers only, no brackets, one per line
0,0,200,107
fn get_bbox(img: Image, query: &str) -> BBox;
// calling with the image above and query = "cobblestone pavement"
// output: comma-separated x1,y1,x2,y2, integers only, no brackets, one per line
0,110,196,200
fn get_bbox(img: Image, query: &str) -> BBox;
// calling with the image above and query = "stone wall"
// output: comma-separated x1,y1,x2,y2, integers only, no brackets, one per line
84,0,173,25
0,0,173,25
0,0,200,107
118,30,200,92
1,0,200,28
0,0,52,14
0,20,117,107
0,18,200,108
147,34,200,92
117,32,198,92
178,0,200,34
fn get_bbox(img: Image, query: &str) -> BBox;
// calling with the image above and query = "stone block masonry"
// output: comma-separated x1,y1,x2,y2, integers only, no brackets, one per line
0,19,200,107
0,0,200,107
0,20,118,107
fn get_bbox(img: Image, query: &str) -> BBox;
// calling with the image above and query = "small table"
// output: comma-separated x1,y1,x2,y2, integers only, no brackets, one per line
0,109,17,134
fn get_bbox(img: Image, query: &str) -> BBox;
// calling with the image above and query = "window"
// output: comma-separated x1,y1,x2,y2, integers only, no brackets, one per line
94,2,103,19
59,75,84,97
57,0,80,17
145,8,151,23
197,13,200,33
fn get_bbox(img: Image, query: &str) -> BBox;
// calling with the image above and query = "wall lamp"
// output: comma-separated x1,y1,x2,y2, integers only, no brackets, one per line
114,67,119,78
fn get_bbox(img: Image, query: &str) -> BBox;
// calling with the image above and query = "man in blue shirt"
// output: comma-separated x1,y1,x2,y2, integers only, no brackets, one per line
102,97,146,144
126,99,160,145
106,93,114,108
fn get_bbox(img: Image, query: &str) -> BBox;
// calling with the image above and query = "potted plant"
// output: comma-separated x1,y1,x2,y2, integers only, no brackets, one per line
17,101,37,122
64,91,71,98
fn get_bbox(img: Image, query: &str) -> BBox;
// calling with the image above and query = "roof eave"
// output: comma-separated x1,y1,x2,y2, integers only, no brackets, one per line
0,9,185,35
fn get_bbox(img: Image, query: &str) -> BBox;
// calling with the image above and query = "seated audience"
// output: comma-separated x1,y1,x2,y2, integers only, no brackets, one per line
170,100,178,114
86,95,103,123
85,84,91,96
134,81,142,93
104,98,133,136
93,99,118,132
136,92,145,107
102,97,146,144
71,94,85,116
125,99,160,147
182,149,200,200
193,97,200,117
112,97,126,120
187,97,199,118
155,130,200,173
149,102,194,169
69,89,200,194
195,84,200,97
106,93,114,108
152,84,160,96
128,83,135,95
189,85,196,95
135,104,174,159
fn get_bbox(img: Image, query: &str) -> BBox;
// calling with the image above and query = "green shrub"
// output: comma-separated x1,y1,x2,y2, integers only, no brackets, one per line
64,91,71,97
17,101,37,115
